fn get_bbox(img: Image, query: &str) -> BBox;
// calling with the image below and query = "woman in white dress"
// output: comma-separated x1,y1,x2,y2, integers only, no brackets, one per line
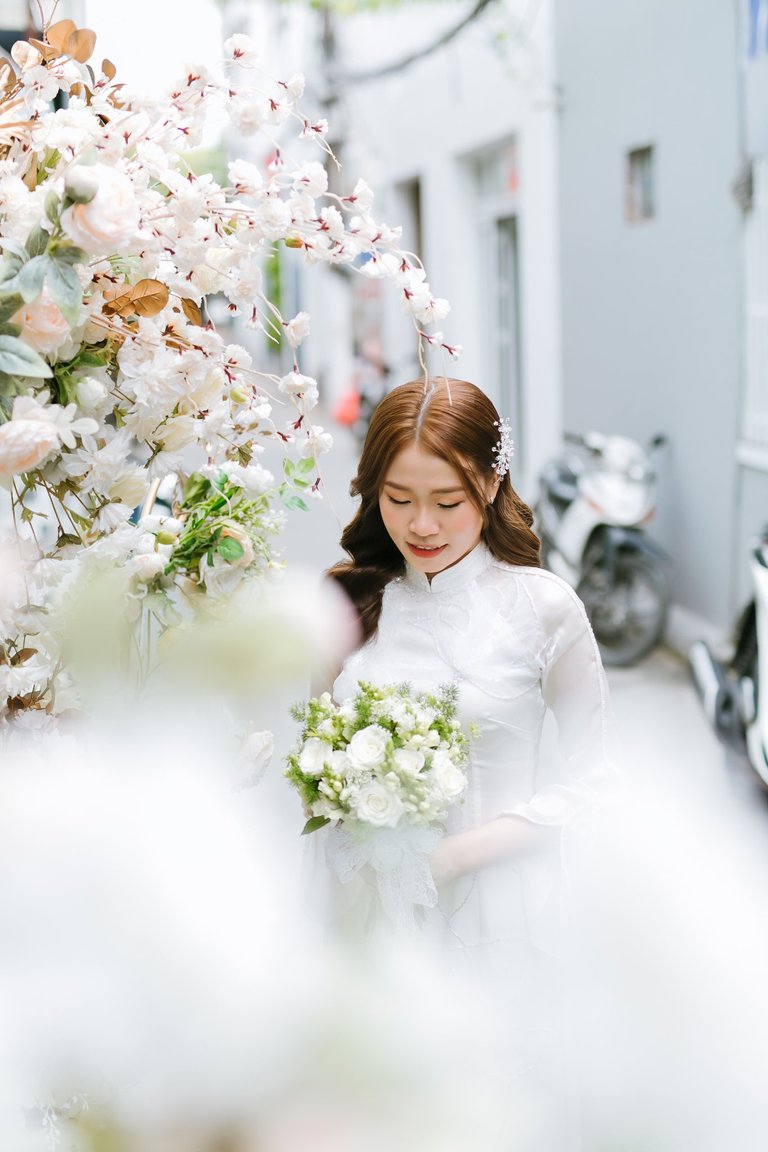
325,377,613,1149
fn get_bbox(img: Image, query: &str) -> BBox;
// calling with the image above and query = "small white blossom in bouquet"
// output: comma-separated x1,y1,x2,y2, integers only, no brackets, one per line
286,681,469,928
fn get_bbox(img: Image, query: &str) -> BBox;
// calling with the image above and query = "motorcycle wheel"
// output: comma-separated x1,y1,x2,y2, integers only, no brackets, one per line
577,550,670,667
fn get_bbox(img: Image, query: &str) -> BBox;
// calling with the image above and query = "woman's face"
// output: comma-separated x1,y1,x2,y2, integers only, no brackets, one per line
379,442,493,579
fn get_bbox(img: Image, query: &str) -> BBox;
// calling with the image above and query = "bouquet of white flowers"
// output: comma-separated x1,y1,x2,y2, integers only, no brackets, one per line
286,681,469,928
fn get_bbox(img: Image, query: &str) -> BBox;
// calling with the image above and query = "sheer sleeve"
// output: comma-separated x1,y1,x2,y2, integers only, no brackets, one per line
503,574,616,828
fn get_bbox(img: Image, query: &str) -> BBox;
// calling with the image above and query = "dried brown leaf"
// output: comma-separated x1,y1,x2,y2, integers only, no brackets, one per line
27,38,57,62
0,62,15,90
102,58,117,81
130,279,169,318
101,285,133,317
66,28,97,65
22,159,38,190
11,648,37,665
181,297,203,327
46,19,76,55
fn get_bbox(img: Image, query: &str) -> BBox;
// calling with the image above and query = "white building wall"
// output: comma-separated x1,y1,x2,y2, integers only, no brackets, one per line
332,0,561,500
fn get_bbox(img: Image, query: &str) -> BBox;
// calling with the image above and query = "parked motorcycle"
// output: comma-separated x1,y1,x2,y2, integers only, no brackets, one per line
535,431,670,666
689,530,768,787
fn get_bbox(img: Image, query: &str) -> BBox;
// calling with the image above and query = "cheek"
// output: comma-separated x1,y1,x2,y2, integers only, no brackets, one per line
456,505,484,540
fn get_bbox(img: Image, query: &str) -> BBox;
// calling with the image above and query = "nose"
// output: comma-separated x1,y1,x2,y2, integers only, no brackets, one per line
409,505,439,538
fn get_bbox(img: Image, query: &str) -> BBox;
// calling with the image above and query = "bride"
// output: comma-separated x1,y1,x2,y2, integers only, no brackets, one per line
321,376,613,1149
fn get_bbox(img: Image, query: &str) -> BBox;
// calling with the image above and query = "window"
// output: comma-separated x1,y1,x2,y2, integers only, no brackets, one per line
626,145,656,222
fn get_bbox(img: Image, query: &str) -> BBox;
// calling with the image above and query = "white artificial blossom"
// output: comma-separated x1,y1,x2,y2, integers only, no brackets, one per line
0,19,457,727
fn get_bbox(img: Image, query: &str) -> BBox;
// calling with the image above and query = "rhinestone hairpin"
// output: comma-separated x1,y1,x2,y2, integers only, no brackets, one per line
492,418,514,478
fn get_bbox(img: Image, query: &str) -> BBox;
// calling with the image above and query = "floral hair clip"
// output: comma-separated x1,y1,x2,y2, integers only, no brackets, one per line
492,418,514,478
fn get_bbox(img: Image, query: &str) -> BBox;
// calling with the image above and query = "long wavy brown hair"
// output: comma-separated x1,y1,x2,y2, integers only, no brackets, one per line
328,377,540,638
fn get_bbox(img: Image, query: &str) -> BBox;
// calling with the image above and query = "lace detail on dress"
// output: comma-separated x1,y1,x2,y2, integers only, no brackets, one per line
325,823,444,931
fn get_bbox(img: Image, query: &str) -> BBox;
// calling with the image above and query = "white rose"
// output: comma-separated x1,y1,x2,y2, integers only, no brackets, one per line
198,551,244,599
329,749,352,775
430,749,466,802
60,164,139,255
355,784,404,829
348,724,390,769
298,736,333,778
131,552,166,584
76,376,108,411
13,290,70,354
64,165,99,204
393,747,425,777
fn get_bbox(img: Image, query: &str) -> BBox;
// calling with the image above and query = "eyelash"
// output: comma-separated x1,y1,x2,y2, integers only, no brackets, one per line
386,496,462,510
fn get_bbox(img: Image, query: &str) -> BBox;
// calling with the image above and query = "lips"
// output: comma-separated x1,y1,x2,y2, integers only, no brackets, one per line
407,542,447,560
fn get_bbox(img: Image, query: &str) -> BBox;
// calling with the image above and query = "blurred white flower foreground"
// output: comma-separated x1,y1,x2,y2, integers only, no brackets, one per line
0,718,506,1152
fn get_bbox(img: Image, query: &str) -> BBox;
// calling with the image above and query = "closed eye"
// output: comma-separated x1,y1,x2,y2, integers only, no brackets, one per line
386,495,410,506
437,501,462,509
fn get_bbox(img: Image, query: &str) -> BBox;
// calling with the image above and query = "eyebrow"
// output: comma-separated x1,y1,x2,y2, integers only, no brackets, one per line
383,481,465,495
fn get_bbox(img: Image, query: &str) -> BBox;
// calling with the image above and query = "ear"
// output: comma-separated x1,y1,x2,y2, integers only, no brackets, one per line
486,474,501,506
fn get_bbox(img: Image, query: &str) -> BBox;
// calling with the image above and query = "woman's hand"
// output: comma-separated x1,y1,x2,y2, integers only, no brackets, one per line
429,817,559,887
428,834,464,889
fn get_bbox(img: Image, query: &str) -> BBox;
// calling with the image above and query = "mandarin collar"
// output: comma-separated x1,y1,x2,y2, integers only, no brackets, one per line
403,541,491,595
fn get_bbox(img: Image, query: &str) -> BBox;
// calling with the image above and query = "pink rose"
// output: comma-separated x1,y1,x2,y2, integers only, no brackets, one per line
13,290,70,354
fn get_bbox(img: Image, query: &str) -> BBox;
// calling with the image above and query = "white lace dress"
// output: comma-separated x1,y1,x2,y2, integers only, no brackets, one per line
332,542,613,1150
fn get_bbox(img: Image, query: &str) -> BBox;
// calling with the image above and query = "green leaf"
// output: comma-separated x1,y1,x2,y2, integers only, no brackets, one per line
0,336,52,379
77,347,110,367
15,256,48,303
0,323,21,338
0,293,24,324
283,494,309,512
47,257,83,325
0,372,26,398
301,815,330,836
182,472,211,505
0,238,28,263
217,536,245,562
45,190,60,226
25,226,49,259
297,456,316,473
53,245,88,267
282,457,295,477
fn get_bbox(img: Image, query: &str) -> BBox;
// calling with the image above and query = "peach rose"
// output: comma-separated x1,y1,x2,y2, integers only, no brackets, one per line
0,419,59,477
13,290,70,355
60,165,140,255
